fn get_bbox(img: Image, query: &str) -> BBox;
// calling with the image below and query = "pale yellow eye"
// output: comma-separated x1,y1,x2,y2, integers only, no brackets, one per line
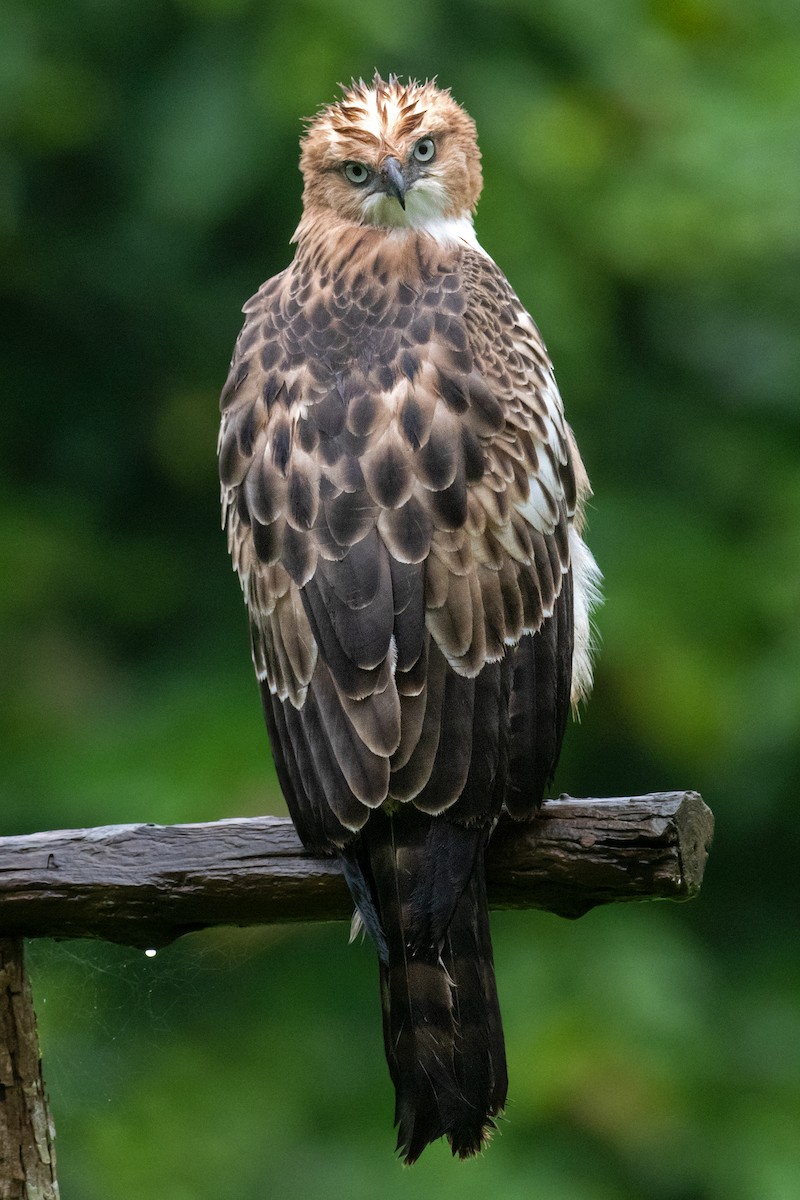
344,162,370,184
413,138,435,163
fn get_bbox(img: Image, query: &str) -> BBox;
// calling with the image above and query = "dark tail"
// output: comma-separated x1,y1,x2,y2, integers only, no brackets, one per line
347,808,507,1164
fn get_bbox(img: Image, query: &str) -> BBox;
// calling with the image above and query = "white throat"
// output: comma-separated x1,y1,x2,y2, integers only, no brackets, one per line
360,181,486,253
408,213,486,252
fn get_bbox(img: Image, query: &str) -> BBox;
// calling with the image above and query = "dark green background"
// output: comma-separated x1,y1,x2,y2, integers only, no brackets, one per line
3,0,799,1195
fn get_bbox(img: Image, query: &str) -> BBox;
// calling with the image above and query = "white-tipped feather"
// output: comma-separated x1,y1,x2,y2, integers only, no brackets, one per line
569,527,603,707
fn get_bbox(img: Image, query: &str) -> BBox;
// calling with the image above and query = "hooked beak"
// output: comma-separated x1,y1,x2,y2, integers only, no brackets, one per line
379,157,406,210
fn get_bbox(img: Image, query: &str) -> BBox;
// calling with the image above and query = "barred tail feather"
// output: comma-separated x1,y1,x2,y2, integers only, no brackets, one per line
442,864,508,1156
359,809,507,1164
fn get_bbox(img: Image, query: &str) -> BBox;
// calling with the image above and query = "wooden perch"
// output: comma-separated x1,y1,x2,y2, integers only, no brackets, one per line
0,793,712,949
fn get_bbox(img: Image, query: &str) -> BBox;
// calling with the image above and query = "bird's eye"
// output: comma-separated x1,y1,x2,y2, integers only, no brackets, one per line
413,138,436,163
344,162,370,184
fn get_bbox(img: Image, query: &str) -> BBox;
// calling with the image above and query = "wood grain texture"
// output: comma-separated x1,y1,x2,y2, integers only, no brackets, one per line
0,940,59,1200
0,793,712,949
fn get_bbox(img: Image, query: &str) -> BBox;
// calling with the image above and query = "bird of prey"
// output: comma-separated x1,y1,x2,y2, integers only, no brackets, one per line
219,74,601,1163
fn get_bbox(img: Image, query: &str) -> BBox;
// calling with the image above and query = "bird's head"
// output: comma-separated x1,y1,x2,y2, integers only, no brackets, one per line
297,74,483,233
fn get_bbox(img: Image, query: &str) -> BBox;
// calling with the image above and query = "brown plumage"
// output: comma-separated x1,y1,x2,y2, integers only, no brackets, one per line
219,73,601,1163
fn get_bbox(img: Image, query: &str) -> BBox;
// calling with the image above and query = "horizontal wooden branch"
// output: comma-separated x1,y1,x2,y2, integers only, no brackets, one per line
0,793,712,949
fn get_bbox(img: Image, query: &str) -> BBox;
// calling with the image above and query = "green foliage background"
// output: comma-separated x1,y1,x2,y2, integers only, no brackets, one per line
3,0,800,1195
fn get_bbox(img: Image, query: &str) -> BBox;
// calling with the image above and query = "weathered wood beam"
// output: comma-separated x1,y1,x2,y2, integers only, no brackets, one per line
0,940,59,1200
0,792,712,949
